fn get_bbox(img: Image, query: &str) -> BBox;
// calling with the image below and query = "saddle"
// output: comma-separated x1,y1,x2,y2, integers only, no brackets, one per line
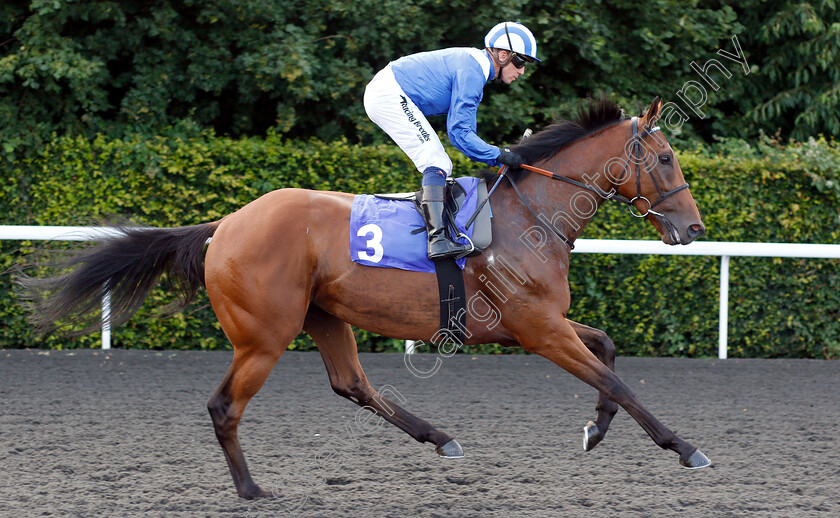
374,177,493,256
373,177,493,346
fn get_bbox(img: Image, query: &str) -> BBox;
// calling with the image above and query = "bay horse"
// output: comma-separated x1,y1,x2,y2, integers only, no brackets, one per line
18,97,711,500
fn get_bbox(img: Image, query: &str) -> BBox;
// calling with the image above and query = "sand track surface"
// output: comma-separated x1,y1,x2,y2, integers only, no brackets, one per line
1,350,838,517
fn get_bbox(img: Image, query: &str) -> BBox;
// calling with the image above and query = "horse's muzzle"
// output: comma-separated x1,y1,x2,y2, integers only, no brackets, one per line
685,223,706,243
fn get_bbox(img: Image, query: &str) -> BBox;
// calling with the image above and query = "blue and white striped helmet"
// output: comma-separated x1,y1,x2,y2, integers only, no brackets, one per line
484,21,541,63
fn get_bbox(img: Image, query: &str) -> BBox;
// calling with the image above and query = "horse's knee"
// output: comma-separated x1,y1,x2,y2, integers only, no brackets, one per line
584,328,616,363
330,374,372,404
330,384,351,399
596,331,616,359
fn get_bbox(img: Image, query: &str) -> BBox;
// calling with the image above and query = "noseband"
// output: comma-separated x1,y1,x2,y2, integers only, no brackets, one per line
495,116,690,249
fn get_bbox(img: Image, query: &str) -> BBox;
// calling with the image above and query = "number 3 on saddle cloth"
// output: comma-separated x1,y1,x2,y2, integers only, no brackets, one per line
350,176,492,344
349,177,492,273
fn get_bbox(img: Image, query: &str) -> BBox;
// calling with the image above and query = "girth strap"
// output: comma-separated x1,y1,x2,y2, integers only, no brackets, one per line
433,258,466,345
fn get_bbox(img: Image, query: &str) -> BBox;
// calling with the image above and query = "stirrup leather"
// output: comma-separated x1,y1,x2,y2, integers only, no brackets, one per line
419,185,472,261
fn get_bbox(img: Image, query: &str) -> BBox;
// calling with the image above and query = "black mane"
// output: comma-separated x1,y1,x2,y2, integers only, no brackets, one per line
514,98,626,162
479,97,626,184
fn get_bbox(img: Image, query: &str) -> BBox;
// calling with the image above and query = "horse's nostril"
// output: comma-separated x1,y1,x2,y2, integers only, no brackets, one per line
687,224,705,239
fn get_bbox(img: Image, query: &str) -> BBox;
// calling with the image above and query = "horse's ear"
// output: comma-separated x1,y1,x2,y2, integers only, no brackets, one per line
643,96,662,128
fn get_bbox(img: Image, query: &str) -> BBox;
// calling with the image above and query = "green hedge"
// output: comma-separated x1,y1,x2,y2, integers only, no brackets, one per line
2,129,838,357
1,125,480,352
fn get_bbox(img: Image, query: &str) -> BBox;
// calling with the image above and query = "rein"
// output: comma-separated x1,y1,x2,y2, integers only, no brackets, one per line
493,117,689,249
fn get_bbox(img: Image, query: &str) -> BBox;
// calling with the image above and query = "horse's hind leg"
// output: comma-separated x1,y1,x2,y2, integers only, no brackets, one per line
207,301,302,499
568,319,620,452
304,305,463,457
208,346,286,499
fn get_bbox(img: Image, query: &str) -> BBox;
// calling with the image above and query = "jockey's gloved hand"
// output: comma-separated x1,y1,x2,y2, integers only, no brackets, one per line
496,147,526,168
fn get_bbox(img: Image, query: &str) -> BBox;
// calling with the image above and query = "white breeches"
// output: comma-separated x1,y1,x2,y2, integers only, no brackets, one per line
364,65,453,176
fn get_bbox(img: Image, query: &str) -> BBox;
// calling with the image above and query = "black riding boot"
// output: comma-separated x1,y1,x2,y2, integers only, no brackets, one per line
420,185,471,261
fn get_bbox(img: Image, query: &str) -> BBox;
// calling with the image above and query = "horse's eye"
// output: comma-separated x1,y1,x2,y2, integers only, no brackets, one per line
659,155,671,165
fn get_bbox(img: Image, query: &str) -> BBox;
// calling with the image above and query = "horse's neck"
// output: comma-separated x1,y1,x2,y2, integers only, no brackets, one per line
512,135,622,243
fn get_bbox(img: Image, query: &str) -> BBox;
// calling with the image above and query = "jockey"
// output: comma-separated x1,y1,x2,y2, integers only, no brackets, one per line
364,21,540,261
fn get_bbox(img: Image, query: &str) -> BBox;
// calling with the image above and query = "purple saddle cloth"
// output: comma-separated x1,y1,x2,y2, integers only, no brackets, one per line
349,177,486,273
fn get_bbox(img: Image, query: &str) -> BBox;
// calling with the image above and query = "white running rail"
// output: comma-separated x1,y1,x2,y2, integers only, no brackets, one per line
2,226,839,356
572,240,840,358
1,226,125,349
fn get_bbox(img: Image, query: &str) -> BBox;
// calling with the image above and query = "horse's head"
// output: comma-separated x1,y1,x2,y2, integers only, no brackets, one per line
613,97,705,245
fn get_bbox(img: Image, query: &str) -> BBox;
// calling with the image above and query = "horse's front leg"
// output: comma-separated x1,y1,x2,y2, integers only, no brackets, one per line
520,318,711,469
567,319,619,451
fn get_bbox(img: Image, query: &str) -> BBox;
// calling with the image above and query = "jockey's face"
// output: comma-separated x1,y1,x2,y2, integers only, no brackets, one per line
497,50,526,84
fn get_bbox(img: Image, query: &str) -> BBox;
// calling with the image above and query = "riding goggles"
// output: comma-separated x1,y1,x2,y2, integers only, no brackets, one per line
510,53,528,69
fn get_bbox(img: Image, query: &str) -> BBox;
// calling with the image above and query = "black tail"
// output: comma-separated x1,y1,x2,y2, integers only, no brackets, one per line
15,222,219,335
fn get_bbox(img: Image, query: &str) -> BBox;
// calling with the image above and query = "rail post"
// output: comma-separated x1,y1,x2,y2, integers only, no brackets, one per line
718,255,730,359
101,288,111,350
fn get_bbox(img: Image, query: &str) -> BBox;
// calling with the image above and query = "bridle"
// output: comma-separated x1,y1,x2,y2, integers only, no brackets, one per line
491,116,690,249
618,117,690,217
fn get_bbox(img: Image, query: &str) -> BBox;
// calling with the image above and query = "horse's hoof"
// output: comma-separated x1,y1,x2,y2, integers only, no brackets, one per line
680,449,712,469
240,490,272,500
583,421,603,451
436,439,465,458
240,483,272,500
